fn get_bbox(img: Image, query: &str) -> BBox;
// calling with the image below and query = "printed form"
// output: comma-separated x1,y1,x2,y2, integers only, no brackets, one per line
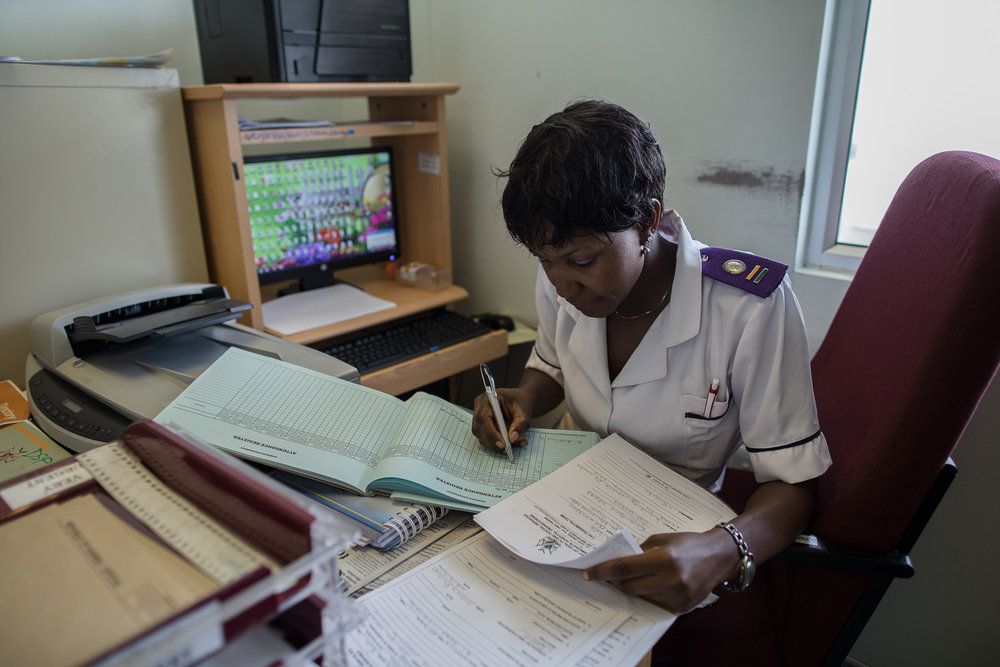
475,433,737,567
343,531,673,666
338,513,481,595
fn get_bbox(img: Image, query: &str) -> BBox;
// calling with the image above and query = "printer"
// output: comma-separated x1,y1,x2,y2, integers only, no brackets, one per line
26,283,358,452
193,0,412,84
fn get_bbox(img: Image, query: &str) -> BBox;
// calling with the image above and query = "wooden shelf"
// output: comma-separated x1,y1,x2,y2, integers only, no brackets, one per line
182,82,460,101
260,265,471,346
239,120,439,146
182,82,503,395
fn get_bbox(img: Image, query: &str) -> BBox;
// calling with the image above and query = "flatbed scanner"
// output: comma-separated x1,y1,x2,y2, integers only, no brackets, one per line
26,283,358,452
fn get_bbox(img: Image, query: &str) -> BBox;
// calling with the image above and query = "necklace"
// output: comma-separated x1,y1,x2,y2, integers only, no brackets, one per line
613,283,671,319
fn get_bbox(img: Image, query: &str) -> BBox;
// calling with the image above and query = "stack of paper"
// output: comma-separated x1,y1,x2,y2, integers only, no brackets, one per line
341,434,737,664
261,283,395,335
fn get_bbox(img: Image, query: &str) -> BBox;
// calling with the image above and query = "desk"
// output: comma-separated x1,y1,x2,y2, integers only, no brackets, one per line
360,328,507,396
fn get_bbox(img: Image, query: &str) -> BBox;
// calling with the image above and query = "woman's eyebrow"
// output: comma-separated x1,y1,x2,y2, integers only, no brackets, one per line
548,239,596,259
533,247,583,262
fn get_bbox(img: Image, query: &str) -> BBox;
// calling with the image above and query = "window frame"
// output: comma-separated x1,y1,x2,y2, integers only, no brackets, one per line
796,0,871,276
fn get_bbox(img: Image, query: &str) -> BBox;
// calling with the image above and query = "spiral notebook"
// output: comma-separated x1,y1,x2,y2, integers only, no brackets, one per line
269,470,449,549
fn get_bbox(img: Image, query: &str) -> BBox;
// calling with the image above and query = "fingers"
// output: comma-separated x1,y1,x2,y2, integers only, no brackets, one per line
583,553,698,613
472,388,533,452
499,391,530,447
583,552,660,586
581,536,712,613
471,393,507,452
585,559,664,602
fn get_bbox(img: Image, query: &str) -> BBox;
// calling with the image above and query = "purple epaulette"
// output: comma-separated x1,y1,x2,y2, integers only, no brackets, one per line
700,247,787,298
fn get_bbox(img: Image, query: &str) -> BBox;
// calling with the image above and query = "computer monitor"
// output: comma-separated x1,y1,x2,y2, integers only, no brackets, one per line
243,146,401,292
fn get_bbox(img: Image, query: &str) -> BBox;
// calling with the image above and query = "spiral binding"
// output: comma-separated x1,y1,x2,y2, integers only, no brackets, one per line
384,504,449,547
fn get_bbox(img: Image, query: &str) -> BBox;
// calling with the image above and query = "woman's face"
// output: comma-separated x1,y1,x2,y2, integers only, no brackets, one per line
532,225,645,319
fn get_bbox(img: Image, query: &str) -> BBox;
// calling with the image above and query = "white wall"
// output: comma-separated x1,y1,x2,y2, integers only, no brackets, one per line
413,1,847,345
1,0,204,84
0,2,209,387
1,1,996,663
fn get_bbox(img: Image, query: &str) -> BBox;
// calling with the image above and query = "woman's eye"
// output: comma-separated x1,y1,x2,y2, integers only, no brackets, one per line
571,257,595,267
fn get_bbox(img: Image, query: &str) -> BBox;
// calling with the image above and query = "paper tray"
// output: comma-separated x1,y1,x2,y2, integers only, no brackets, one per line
0,420,362,667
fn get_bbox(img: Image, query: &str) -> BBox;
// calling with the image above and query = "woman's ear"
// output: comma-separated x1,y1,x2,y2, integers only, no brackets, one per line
647,198,662,235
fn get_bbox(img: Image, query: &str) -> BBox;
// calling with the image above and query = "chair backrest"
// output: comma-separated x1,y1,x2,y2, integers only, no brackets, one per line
810,150,1000,551
653,151,1000,667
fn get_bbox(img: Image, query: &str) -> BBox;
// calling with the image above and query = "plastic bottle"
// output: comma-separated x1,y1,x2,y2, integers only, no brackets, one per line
386,261,452,291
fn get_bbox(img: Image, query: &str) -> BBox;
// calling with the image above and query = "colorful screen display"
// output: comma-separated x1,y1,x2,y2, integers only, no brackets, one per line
243,147,400,288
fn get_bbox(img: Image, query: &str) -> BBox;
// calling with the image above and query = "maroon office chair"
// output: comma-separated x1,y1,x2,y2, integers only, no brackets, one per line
653,151,1000,666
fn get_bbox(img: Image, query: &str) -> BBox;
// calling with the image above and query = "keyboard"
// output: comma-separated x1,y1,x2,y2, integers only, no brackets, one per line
321,310,493,373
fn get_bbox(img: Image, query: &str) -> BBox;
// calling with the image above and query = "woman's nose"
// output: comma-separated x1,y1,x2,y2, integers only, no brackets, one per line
547,269,581,300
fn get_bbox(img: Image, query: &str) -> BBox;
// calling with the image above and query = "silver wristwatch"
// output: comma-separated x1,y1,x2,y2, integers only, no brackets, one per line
718,521,756,592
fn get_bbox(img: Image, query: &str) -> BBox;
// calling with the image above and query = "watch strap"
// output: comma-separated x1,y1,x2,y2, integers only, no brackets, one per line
718,521,755,592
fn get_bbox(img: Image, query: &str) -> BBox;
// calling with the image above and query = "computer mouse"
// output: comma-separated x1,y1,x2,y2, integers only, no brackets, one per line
475,313,515,331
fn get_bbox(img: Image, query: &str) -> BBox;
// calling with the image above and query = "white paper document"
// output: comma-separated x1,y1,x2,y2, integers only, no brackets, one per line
337,513,480,595
261,283,395,335
343,531,674,666
475,433,737,567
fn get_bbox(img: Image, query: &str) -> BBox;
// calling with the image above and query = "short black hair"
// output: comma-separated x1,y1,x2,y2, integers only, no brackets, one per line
496,99,666,250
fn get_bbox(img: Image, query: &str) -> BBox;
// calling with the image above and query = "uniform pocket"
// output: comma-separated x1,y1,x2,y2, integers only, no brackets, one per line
682,392,729,422
681,393,739,480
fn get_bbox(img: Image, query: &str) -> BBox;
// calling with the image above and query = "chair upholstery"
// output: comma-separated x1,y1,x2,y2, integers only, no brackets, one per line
653,151,1000,666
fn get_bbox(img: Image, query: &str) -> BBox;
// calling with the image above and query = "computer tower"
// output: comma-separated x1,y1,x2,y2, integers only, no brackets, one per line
193,0,412,83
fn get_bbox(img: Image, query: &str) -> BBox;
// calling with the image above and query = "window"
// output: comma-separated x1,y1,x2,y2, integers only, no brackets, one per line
798,0,1000,274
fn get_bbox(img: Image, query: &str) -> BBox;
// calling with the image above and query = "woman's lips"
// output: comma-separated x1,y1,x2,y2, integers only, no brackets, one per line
570,298,601,315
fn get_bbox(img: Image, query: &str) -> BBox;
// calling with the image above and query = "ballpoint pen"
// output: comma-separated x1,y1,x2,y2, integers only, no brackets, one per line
480,363,515,463
703,377,720,418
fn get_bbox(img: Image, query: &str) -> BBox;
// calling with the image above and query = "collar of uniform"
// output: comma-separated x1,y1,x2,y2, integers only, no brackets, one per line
549,282,614,401
611,212,703,388
550,212,704,390
562,302,613,399
658,212,704,347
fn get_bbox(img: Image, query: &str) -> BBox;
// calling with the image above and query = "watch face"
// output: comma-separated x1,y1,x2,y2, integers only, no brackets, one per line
744,556,756,588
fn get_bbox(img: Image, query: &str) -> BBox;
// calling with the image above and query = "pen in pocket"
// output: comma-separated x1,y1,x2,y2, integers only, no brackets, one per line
703,378,720,418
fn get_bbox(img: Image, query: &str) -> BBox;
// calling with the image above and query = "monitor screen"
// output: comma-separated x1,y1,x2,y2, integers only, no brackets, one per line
244,146,400,291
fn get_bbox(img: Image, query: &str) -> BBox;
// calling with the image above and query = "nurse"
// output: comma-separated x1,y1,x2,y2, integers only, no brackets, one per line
471,99,832,613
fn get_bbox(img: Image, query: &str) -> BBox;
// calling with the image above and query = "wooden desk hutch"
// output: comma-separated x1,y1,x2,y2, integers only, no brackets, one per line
182,82,506,395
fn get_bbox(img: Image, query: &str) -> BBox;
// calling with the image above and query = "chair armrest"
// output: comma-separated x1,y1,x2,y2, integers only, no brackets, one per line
778,458,958,580
778,534,915,579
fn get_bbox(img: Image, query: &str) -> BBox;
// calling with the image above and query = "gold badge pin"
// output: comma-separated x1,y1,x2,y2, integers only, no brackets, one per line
723,259,746,275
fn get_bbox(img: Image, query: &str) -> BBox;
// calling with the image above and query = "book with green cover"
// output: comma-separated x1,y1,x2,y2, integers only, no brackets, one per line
0,380,73,484
0,420,74,484
155,347,598,511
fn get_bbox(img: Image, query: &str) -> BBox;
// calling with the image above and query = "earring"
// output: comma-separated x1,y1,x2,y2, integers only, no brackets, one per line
640,236,651,256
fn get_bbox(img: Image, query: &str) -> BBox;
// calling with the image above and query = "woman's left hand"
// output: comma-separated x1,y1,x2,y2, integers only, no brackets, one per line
581,529,735,613
581,479,818,613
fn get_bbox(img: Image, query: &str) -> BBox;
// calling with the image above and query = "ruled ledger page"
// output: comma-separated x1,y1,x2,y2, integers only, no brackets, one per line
155,348,598,509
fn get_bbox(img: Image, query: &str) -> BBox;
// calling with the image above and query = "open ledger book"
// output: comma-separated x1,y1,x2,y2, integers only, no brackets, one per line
155,347,599,511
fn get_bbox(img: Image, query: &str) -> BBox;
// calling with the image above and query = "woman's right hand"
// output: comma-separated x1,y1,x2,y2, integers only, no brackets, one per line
472,387,533,453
